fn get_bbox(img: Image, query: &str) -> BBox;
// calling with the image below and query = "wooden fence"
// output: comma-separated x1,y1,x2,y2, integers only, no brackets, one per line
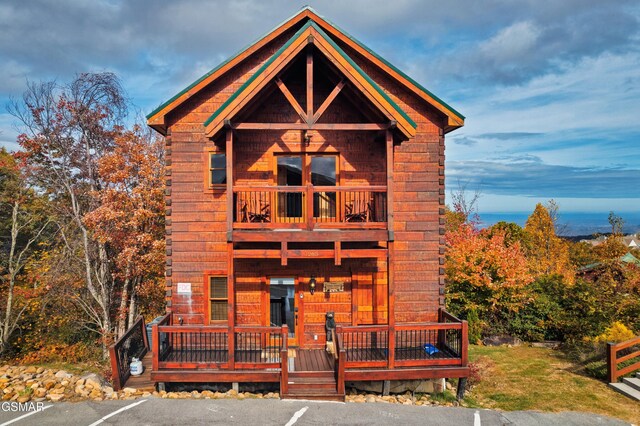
607,336,640,383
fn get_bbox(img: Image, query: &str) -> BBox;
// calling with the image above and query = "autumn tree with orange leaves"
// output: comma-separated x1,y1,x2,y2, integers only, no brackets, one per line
84,126,165,337
524,202,574,281
445,214,533,338
9,73,165,357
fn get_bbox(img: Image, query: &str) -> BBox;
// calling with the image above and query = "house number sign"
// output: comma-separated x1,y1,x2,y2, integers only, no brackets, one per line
324,281,344,293
177,282,192,294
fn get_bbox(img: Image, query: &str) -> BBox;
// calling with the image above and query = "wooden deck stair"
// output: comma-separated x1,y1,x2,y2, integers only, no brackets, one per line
123,352,155,392
282,349,344,401
608,372,640,401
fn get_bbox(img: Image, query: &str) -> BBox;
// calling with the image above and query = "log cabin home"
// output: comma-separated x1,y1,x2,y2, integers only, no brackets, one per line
145,7,468,400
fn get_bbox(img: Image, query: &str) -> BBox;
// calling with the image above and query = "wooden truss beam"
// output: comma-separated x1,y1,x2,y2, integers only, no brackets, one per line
231,122,391,131
276,78,307,122
233,247,387,260
312,80,345,124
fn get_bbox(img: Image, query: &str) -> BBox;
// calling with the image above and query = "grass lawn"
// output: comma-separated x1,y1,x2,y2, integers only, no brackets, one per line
466,345,640,423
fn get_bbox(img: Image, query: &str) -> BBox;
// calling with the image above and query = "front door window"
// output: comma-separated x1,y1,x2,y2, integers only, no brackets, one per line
270,277,296,344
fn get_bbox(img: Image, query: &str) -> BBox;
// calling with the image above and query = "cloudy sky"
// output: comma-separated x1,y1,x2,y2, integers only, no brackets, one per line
1,0,638,217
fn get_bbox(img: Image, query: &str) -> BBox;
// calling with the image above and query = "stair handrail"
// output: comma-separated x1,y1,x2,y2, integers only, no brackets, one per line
109,316,148,391
335,325,346,395
607,335,640,383
280,325,289,395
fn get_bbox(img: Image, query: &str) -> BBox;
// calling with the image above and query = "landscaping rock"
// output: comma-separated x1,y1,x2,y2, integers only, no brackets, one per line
54,370,71,379
482,335,522,347
47,394,64,402
82,374,103,390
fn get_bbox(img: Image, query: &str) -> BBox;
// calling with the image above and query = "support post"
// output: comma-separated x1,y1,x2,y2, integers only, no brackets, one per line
334,241,341,266
280,324,289,396
386,130,394,240
281,241,288,266
227,242,235,370
152,323,160,373
607,342,616,383
382,380,390,396
387,242,395,369
461,320,469,366
456,378,467,401
109,345,121,391
306,183,314,230
226,130,234,241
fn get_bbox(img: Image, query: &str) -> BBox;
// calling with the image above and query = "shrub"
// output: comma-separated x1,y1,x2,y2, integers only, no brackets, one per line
592,321,635,345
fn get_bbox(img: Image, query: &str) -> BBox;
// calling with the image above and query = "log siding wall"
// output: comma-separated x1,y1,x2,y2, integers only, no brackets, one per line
163,24,445,330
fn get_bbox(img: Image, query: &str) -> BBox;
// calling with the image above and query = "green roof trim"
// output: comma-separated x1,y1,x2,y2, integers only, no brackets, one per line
307,7,465,121
203,20,417,131
309,22,417,129
146,8,311,120
203,21,314,127
149,6,463,126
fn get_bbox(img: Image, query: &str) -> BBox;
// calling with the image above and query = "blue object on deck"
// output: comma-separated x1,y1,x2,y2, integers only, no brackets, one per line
423,344,439,355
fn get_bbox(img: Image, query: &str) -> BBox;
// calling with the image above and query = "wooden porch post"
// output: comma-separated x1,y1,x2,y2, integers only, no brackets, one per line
227,242,235,370
280,324,289,395
388,242,395,369
386,129,396,369
386,129,394,240
607,342,616,383
226,129,234,241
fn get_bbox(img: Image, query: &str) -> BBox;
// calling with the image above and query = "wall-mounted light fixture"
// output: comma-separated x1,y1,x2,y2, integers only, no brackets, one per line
303,130,311,146
309,276,316,295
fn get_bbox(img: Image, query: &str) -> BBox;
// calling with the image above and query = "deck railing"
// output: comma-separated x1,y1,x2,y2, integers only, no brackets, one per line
152,319,287,371
607,336,640,383
109,316,149,391
235,326,284,368
233,185,387,230
338,309,468,369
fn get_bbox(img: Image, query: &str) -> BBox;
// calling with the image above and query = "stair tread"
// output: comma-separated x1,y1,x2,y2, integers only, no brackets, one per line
609,382,640,401
288,378,336,383
285,389,340,394
622,377,640,391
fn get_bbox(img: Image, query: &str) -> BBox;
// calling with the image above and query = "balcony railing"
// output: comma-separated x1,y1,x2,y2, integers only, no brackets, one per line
337,309,468,369
233,185,387,230
152,315,288,371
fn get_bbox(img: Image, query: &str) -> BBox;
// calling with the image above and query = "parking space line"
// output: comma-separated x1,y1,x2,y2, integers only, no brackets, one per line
284,406,308,426
0,405,52,426
87,399,147,426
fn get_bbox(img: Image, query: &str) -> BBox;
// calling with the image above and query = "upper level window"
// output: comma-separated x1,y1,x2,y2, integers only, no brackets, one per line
210,153,227,186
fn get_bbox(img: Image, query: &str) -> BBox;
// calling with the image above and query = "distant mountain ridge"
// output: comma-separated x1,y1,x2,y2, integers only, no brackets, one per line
479,212,640,237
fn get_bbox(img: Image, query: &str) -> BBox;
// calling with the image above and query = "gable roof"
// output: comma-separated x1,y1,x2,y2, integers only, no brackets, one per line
203,21,417,139
147,6,464,135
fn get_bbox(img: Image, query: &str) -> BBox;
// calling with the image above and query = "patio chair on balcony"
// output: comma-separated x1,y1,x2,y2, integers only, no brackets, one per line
345,201,372,222
240,202,271,223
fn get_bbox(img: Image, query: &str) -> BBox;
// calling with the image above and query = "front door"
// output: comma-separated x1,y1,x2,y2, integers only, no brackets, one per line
269,277,298,346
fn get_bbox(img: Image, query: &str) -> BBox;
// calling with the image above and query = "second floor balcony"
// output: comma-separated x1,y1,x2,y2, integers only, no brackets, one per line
233,185,387,230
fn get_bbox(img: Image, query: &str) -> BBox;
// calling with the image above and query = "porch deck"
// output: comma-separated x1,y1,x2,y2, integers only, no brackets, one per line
295,349,334,371
112,309,469,396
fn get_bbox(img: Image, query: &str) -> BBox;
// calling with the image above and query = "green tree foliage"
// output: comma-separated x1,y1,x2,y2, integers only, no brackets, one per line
7,73,165,359
445,218,533,337
524,203,574,280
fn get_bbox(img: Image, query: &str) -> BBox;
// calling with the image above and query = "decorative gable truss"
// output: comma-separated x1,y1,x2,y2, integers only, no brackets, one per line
204,22,417,140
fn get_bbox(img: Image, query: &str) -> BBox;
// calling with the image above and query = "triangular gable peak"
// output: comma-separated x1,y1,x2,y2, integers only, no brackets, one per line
204,21,416,139
147,7,464,135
